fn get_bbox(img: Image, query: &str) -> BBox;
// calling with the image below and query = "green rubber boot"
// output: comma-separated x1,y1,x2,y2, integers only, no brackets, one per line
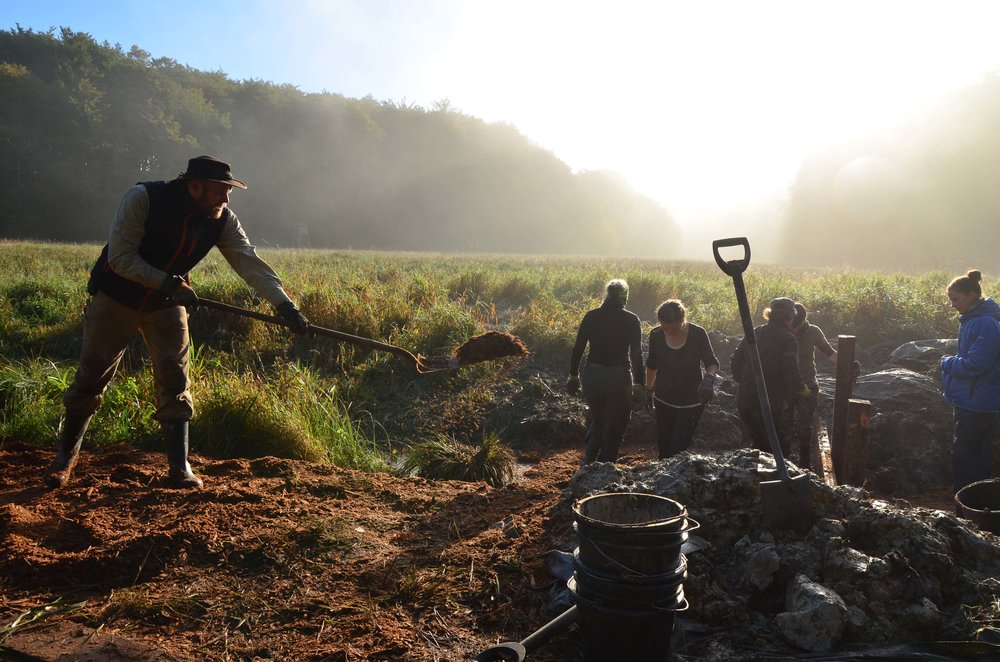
46,411,93,488
162,420,203,489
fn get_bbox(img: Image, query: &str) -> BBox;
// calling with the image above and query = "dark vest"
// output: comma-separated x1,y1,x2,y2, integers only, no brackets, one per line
89,180,228,310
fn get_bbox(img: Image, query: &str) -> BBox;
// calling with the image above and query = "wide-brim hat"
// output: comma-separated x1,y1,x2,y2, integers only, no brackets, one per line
768,297,795,315
179,155,247,189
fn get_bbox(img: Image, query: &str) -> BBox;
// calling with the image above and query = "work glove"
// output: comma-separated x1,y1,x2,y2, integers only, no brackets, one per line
697,374,716,404
277,301,310,334
162,275,198,307
630,384,646,410
644,389,654,412
566,375,580,396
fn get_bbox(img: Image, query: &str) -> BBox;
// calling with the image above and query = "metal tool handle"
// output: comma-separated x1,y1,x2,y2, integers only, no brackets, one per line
713,238,791,483
197,297,419,360
745,344,791,482
520,605,578,652
712,237,751,277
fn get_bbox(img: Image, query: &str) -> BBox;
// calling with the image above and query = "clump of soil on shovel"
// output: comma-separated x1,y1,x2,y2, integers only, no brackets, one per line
453,331,529,366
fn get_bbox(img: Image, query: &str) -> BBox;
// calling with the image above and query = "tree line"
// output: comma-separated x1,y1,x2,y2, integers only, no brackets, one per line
4,27,998,268
0,27,679,256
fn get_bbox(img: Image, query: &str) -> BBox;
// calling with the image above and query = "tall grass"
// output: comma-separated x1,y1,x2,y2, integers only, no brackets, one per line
401,432,515,487
0,239,973,469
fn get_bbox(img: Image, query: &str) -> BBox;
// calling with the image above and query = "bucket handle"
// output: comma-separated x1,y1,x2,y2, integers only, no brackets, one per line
575,516,701,536
576,519,698,580
650,595,690,613
577,592,690,613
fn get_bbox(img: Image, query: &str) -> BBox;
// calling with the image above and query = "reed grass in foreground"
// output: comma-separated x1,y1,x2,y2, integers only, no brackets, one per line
0,240,973,469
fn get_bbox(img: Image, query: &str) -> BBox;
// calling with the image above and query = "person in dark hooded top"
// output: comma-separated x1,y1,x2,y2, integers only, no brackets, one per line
941,269,1000,495
567,279,645,464
730,297,806,457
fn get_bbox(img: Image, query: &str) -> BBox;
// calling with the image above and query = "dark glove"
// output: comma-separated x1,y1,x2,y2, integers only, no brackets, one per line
277,301,309,334
644,389,654,412
630,384,646,410
697,374,716,404
566,375,580,396
163,275,198,307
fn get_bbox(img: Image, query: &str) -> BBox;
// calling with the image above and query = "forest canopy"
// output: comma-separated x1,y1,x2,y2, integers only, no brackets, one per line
0,27,679,256
4,26,1000,268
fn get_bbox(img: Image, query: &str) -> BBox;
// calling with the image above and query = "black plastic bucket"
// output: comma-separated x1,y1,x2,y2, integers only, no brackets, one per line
568,576,688,662
573,519,698,577
571,549,687,608
573,492,698,578
573,492,688,535
955,479,1000,534
570,492,693,659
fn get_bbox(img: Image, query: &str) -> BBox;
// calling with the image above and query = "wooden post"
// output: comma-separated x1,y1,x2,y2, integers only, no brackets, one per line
831,335,856,484
844,399,871,486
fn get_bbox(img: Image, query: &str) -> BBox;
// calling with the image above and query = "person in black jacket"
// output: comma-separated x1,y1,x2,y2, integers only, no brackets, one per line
730,297,806,456
644,300,719,458
46,156,309,490
567,279,645,464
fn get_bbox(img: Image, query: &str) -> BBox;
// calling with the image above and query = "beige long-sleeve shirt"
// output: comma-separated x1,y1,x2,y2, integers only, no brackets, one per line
106,184,292,309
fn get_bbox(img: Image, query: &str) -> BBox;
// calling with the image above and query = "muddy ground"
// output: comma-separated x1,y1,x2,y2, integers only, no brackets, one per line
0,364,991,661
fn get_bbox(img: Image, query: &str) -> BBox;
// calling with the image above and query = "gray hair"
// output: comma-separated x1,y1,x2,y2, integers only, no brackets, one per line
604,279,629,303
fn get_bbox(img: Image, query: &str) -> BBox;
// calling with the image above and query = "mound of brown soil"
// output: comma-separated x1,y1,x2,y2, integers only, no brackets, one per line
0,440,581,661
454,331,529,366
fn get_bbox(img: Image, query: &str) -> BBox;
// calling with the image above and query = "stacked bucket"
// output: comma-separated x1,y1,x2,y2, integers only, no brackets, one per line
569,492,697,662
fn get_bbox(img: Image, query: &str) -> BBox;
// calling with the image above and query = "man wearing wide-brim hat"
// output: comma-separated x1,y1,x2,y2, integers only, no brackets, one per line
46,155,309,490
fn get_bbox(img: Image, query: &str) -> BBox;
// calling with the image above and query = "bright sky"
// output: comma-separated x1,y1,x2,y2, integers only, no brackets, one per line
5,0,1000,231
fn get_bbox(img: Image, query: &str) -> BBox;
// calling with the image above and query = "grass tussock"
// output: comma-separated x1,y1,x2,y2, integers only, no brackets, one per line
401,432,515,487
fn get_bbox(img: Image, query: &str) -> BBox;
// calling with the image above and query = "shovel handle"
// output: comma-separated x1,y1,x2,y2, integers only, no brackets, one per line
713,237,791,482
196,297,433,369
712,237,751,277
520,605,578,652
713,238,756,341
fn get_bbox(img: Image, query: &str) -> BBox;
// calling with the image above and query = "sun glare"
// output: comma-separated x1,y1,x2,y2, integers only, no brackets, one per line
422,0,1000,219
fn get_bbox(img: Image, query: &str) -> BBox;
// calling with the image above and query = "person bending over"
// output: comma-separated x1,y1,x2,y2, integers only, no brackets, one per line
644,299,719,459
47,156,309,490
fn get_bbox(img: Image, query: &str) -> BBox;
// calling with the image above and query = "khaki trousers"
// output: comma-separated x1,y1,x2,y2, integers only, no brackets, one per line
63,292,193,422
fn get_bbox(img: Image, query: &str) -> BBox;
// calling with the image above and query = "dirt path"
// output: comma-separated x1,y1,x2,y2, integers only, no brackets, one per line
0,427,978,661
0,439,584,661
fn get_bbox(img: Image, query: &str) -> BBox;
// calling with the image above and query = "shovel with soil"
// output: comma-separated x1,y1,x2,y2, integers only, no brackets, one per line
197,298,528,375
713,237,814,533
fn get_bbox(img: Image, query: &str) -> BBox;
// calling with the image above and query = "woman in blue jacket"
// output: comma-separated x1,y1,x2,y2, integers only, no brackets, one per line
941,269,1000,494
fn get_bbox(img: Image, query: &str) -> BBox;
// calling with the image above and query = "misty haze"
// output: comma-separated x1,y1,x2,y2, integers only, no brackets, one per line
2,27,1000,270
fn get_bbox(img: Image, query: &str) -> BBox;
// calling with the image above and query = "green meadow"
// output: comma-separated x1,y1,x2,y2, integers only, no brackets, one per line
0,240,965,471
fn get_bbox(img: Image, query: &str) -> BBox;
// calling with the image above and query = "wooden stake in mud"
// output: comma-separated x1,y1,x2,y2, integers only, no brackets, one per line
831,335,856,484
843,398,871,487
